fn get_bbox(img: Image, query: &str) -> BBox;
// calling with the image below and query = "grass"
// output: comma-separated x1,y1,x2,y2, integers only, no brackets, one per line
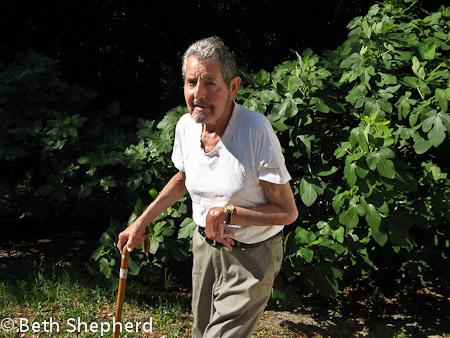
2,259,450,338
0,260,300,337
1,217,449,338
0,259,192,337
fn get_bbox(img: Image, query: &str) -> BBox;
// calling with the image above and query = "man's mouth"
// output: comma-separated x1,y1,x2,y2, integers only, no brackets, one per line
193,99,210,110
193,105,211,113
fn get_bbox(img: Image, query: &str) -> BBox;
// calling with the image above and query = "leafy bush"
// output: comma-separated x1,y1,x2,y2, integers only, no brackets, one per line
0,51,130,216
91,195,196,290
93,0,449,299
236,0,450,300
0,52,185,217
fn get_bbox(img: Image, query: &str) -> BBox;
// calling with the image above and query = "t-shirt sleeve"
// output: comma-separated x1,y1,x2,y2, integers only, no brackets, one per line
171,119,185,172
256,124,291,184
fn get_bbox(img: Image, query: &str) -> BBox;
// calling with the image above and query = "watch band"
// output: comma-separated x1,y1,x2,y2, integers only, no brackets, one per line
226,210,232,224
224,203,234,224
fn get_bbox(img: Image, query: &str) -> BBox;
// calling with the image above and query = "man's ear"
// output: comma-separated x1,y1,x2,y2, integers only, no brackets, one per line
229,76,241,99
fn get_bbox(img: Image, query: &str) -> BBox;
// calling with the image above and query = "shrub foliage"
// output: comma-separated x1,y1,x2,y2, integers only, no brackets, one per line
2,0,449,300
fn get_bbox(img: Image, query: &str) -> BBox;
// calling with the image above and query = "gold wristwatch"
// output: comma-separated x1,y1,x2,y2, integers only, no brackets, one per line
224,203,235,224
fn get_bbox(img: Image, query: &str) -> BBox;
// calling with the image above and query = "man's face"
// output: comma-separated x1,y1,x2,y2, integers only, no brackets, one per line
184,55,234,124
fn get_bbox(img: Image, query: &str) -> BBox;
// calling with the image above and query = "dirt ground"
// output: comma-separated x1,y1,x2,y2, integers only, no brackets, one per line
1,217,449,338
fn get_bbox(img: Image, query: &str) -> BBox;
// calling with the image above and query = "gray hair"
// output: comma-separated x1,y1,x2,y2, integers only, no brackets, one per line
182,36,237,86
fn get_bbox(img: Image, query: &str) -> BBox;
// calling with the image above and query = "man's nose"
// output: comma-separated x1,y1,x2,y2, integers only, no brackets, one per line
194,81,206,99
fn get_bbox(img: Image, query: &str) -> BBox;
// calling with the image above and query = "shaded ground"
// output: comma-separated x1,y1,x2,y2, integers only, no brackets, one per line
1,217,449,337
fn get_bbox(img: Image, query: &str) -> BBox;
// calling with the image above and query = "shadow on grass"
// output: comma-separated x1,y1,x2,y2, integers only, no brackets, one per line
2,217,449,338
0,217,193,337
264,274,450,338
0,216,192,307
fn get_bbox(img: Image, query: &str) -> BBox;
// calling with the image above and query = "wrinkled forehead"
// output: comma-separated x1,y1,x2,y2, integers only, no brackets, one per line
185,56,224,80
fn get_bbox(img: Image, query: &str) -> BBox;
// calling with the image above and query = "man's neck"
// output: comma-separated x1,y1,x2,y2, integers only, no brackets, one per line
203,101,235,136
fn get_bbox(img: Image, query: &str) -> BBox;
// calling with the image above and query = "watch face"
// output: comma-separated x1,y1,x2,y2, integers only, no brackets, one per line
225,204,234,212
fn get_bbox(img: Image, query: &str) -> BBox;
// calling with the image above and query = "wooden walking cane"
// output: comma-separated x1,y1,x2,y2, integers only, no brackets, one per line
113,236,151,338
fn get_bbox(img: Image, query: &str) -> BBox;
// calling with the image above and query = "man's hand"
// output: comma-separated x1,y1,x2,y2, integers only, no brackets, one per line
205,207,235,251
117,220,147,253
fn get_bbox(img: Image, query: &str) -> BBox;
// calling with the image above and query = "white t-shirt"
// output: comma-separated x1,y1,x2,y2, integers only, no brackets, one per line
171,103,291,243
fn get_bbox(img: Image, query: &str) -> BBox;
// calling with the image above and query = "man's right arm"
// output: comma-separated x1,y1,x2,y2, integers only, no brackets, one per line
117,171,187,252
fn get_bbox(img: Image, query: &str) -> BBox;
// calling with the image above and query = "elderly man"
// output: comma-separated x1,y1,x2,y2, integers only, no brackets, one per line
118,36,298,338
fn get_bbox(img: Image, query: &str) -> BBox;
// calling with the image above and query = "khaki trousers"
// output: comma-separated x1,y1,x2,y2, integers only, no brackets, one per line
191,228,283,338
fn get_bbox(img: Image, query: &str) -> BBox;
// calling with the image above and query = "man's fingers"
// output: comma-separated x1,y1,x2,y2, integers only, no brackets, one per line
117,232,135,252
216,237,233,251
117,235,127,251
126,235,147,252
227,237,235,246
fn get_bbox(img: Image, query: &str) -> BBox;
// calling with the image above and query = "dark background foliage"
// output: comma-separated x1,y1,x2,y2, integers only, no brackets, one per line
0,0,443,220
0,0,389,119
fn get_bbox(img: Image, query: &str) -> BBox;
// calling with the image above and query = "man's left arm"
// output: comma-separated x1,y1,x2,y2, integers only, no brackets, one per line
232,180,298,226
205,181,298,248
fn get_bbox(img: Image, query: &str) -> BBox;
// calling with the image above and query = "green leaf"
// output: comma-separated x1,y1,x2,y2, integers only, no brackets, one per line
346,85,367,108
153,221,167,236
311,97,330,113
149,238,160,255
77,156,90,164
149,188,158,199
355,160,369,179
317,166,338,177
362,19,371,39
99,231,113,245
376,73,397,87
274,98,299,119
412,56,425,80
330,242,347,254
412,56,420,74
128,257,141,276
254,69,271,85
366,147,395,178
300,178,318,207
422,111,447,147
260,89,280,105
161,226,176,237
295,227,316,244
134,198,145,217
363,201,381,230
413,134,433,154
419,41,437,60
396,91,415,120
435,89,448,113
339,200,364,229
178,217,196,239
99,258,112,278
332,227,345,243
298,247,314,263
296,134,312,159
429,165,443,182
371,227,388,247
332,192,346,214
91,245,105,261
344,161,357,187
340,53,363,69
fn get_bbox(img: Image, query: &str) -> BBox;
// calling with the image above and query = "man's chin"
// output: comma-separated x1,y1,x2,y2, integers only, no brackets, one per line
190,110,212,124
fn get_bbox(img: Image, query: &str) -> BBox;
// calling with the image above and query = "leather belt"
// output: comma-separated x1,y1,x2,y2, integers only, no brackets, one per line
197,226,281,248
